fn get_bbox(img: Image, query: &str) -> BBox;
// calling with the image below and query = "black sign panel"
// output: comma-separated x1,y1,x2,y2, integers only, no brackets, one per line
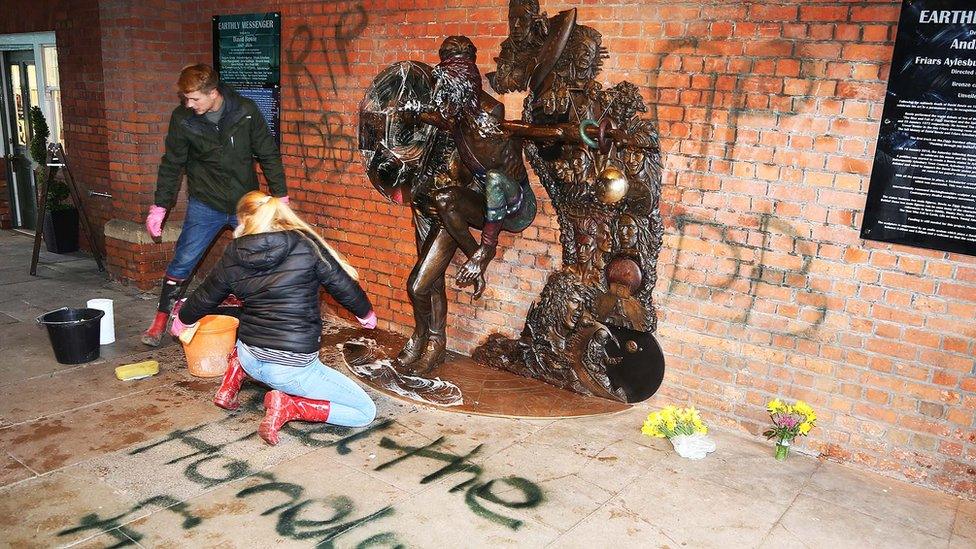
213,12,281,143
861,1,976,256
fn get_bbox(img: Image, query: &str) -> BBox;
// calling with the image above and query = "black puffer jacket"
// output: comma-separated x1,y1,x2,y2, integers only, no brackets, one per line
179,231,371,353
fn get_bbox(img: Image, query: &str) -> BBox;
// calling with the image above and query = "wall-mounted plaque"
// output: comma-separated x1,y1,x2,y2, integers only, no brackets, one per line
213,12,281,143
861,0,976,256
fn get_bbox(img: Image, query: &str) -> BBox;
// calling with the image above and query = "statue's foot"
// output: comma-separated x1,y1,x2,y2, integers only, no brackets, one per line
402,336,445,377
394,332,428,367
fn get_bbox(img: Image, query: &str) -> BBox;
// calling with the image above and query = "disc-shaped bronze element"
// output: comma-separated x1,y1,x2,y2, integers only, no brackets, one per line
603,325,666,403
596,166,629,204
358,61,437,205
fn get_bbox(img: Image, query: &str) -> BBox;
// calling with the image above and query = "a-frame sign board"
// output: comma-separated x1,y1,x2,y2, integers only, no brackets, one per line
30,142,105,275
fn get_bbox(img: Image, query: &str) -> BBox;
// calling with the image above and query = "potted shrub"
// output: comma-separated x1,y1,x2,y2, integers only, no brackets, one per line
30,106,78,253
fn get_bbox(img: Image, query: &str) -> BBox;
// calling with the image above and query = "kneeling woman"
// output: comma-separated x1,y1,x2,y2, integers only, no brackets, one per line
172,191,378,445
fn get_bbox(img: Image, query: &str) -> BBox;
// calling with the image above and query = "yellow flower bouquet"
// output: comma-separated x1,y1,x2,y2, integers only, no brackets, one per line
642,406,715,459
763,399,817,461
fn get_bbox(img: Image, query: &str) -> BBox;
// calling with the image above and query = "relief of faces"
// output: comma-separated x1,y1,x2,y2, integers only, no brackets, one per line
622,147,646,176
596,222,612,254
563,292,584,329
616,213,639,251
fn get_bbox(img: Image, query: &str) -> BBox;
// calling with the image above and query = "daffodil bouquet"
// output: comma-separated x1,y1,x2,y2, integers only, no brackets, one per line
641,405,708,439
763,399,817,443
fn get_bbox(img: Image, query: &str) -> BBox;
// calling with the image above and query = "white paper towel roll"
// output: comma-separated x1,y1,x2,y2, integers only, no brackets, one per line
86,298,115,345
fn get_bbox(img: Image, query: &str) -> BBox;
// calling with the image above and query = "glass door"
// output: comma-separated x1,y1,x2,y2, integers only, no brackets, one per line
2,49,38,230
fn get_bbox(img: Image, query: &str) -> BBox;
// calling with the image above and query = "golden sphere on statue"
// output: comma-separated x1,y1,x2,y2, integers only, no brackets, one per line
595,167,629,204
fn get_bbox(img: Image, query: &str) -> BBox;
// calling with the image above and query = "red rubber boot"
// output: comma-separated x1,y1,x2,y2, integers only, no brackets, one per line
258,390,331,445
141,276,188,347
140,311,169,346
213,348,248,410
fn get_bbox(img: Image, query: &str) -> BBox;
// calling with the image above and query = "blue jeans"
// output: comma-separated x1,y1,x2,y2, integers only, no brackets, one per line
166,198,239,280
236,341,377,427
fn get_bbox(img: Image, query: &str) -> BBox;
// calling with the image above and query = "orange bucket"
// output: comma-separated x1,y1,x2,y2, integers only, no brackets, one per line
181,315,239,377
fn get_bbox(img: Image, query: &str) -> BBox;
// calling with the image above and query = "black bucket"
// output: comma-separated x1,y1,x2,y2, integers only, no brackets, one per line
37,307,105,364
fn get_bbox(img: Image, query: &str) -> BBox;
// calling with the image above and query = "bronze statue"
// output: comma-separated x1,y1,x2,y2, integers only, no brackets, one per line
358,0,665,402
389,36,539,375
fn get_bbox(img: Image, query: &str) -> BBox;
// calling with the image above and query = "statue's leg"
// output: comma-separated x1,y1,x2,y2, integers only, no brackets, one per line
455,171,533,294
398,210,438,366
400,262,432,366
432,185,485,258
402,229,458,376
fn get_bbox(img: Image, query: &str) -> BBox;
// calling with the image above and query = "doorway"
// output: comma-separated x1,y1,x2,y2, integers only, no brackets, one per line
2,50,38,230
0,32,60,232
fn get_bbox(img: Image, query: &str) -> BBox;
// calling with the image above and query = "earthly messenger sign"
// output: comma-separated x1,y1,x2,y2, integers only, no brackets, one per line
862,0,976,257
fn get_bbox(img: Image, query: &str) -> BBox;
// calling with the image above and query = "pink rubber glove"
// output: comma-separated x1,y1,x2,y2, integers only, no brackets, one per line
170,314,189,337
169,299,188,336
278,195,290,205
146,205,167,238
356,310,377,329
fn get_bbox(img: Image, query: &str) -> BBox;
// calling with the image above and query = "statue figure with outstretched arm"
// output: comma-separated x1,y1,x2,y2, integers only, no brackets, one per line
358,0,666,403
392,35,638,376
394,36,538,375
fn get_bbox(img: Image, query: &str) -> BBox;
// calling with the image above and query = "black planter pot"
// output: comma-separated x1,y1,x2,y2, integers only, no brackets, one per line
43,208,80,254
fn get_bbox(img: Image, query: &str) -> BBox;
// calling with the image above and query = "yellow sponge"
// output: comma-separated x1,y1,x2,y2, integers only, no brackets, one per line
115,360,160,381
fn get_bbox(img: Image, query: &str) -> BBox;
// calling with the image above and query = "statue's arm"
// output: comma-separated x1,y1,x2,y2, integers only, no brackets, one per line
398,100,452,131
415,111,452,131
500,120,656,150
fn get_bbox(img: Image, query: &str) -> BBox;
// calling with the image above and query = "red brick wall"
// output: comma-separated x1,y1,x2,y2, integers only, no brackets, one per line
98,0,196,287
5,0,975,497
181,0,976,496
0,0,107,241
638,1,975,497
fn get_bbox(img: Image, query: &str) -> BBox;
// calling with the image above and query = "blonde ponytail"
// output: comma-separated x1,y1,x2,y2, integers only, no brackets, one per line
234,191,359,280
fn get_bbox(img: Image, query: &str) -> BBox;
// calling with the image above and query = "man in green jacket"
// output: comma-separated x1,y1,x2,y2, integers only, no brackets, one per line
142,64,288,346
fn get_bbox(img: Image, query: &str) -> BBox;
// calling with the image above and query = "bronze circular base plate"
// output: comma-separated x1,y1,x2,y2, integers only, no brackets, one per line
325,325,630,419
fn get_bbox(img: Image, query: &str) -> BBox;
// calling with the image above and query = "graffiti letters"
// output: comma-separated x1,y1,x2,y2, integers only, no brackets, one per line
60,409,544,545
287,4,368,178
665,212,827,336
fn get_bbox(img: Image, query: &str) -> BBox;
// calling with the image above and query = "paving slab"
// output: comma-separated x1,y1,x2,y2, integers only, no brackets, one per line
0,322,78,386
0,450,34,486
0,468,141,547
77,400,360,503
364,476,563,547
756,523,815,549
67,531,142,548
549,498,678,548
776,494,947,549
116,451,410,548
496,407,666,496
394,406,553,464
634,428,822,504
0,384,223,475
955,498,976,541
0,295,49,323
0,263,62,285
804,460,959,539
0,345,187,426
615,473,785,548
474,432,649,532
